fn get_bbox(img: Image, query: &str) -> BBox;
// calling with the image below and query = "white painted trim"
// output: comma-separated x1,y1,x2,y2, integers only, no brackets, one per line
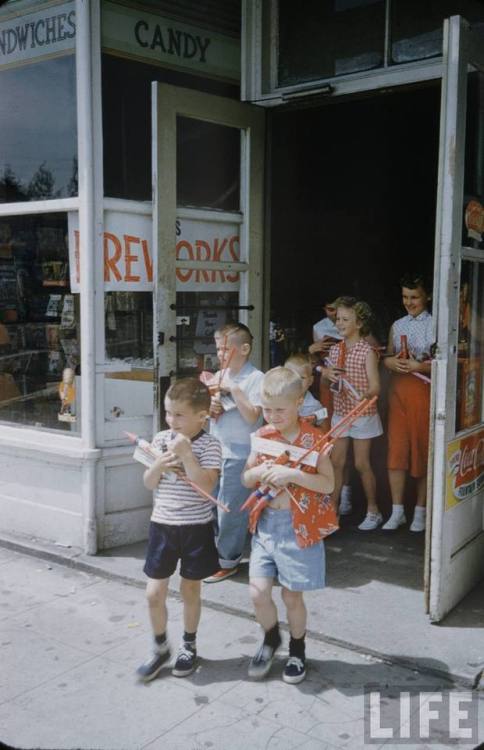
0,423,99,461
241,0,263,102
261,60,444,105
103,197,152,215
76,0,98,554
177,207,243,223
462,247,484,262
0,198,79,216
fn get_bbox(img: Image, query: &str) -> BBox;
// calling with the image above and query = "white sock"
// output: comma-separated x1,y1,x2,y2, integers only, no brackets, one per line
391,504,405,517
413,506,426,516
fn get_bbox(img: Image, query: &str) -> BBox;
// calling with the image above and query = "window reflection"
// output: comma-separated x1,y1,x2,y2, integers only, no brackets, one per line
391,1,484,65
456,260,484,433
177,117,240,211
278,0,385,85
0,56,77,203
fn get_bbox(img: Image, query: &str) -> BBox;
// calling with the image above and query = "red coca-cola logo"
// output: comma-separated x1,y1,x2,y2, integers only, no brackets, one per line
455,437,484,486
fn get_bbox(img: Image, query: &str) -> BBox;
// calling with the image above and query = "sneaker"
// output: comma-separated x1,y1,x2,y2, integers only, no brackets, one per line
172,643,197,677
339,494,353,516
410,510,426,532
248,639,281,680
283,656,306,684
203,567,239,583
382,509,406,530
136,642,171,682
358,512,383,531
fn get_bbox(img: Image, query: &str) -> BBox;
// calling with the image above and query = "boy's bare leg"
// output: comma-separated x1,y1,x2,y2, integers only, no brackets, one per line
330,437,350,510
138,577,171,681
146,577,169,635
281,588,306,638
249,576,277,630
248,576,281,678
353,438,378,514
180,577,202,633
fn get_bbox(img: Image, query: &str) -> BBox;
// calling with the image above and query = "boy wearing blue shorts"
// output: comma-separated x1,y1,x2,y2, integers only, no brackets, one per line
204,322,263,582
243,367,336,684
137,378,222,682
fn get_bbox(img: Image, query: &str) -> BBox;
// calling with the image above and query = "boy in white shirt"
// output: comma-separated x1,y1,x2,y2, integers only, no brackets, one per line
204,323,264,582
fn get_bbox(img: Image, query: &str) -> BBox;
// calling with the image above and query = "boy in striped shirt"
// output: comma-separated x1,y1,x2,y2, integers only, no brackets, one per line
137,379,222,682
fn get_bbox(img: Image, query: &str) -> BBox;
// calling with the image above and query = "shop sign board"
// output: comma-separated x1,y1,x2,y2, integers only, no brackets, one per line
175,217,241,292
68,211,241,293
446,427,484,509
0,2,75,69
101,0,239,82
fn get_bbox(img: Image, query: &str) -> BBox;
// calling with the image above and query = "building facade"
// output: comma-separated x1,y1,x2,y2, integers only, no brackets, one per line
0,0,483,621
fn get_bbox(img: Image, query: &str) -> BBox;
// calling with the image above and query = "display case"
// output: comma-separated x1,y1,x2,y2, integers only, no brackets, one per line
0,214,80,432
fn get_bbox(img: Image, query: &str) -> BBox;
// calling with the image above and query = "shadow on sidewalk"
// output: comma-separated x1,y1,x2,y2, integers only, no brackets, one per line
143,653,456,691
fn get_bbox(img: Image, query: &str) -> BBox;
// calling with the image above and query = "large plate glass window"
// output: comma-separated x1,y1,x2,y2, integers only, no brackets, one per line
0,213,81,432
0,55,77,203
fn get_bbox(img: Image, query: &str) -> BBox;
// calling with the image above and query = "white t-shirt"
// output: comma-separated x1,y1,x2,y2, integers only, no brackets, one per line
313,317,342,342
299,391,327,425
210,361,264,459
151,429,222,525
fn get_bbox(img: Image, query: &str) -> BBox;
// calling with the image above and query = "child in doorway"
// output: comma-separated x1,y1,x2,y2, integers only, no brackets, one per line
321,297,383,530
284,352,327,426
309,299,353,511
382,273,433,532
204,322,264,582
242,367,336,683
137,378,222,682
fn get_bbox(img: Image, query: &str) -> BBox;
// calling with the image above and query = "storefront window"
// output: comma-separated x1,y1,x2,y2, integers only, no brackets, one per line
463,72,484,251
105,292,153,365
278,0,385,86
0,55,77,203
456,260,484,433
177,117,240,211
102,55,239,201
391,1,484,65
0,213,80,432
175,291,240,376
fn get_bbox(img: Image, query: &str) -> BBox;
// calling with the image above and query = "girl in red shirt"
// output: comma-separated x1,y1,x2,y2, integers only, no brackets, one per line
322,297,383,530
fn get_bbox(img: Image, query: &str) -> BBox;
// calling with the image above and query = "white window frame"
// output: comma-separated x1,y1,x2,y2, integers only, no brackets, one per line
241,0,445,104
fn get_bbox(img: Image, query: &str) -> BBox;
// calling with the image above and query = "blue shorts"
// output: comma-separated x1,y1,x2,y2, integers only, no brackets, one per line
143,521,219,581
249,508,325,591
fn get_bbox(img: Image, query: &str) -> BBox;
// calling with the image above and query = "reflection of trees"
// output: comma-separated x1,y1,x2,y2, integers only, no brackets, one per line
27,162,61,200
0,161,74,202
0,165,27,202
67,157,78,197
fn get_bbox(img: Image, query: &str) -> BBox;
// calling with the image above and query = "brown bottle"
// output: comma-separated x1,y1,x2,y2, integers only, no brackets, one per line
399,334,409,359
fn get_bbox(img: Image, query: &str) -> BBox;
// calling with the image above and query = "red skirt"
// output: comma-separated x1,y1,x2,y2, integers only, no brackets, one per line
387,374,430,478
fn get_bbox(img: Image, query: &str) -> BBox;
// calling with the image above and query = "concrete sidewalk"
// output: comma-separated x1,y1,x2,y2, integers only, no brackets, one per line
1,546,482,750
1,527,484,687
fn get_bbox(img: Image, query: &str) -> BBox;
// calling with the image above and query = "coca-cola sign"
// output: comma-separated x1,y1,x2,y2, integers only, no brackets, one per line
446,428,484,509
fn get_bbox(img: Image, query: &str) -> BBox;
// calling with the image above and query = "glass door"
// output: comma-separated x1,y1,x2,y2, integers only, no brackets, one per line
428,16,484,621
152,83,265,426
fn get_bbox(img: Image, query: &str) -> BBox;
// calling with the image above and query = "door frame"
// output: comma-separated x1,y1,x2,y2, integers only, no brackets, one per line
427,15,484,621
151,82,265,429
